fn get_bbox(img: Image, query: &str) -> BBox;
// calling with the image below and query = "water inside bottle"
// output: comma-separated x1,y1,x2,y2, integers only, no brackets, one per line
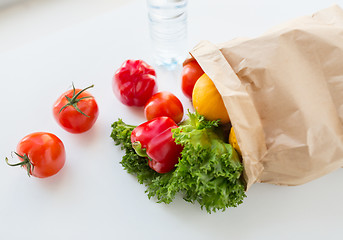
147,0,188,68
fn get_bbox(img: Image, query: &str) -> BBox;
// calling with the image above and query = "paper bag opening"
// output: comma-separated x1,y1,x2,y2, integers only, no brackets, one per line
190,5,343,189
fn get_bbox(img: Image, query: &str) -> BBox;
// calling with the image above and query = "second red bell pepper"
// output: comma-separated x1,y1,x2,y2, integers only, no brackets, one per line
131,117,182,173
112,59,158,106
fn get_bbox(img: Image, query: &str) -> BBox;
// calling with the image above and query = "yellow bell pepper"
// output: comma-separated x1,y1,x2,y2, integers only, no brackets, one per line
192,73,230,124
229,127,241,155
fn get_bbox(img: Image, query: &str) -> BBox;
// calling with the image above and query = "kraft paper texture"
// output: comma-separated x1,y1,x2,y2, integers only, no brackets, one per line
190,5,343,189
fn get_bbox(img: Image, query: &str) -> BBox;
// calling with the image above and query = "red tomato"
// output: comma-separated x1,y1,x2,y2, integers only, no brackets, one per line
53,84,99,134
181,61,204,99
6,132,66,178
113,59,158,106
144,91,184,124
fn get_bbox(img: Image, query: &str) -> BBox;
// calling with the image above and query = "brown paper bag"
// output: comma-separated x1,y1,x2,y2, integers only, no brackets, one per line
189,5,343,189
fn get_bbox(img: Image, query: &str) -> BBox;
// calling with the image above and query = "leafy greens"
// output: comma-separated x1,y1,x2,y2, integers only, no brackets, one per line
110,112,246,213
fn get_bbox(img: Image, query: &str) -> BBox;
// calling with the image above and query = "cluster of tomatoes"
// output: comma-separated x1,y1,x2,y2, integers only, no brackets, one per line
6,84,99,178
6,58,204,178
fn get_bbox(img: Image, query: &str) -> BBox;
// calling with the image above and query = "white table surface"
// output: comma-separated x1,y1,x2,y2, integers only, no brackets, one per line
1,0,343,239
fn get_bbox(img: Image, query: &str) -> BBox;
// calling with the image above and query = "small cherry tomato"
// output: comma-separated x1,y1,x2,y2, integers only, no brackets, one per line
5,132,66,178
144,91,184,124
113,59,158,106
181,61,204,99
53,84,99,134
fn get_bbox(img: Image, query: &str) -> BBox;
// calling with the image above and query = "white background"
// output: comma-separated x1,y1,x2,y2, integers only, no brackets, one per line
1,0,343,239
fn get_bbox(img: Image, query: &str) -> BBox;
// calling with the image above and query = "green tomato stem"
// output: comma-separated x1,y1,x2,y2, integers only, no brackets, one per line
59,83,94,117
5,152,34,177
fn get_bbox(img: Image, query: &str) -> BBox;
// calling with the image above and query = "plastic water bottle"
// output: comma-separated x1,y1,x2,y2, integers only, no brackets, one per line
147,0,188,68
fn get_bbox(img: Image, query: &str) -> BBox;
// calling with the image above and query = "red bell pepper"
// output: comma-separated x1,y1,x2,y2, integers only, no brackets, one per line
113,59,158,106
131,117,183,173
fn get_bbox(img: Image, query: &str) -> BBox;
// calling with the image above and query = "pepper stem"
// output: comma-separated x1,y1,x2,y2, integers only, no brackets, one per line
5,152,34,177
132,141,148,158
59,83,94,117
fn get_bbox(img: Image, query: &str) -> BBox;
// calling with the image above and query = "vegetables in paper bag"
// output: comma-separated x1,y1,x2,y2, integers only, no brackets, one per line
181,60,204,99
192,73,230,123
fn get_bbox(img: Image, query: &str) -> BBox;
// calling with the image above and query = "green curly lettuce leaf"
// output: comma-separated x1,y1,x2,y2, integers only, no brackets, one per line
110,119,159,184
110,112,246,213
